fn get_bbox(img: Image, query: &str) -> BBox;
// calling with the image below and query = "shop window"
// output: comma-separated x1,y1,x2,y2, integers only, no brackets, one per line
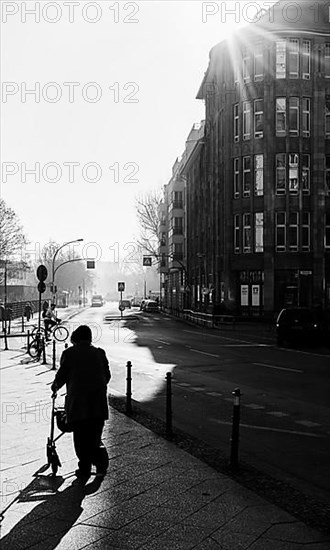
301,212,310,251
254,154,263,196
276,212,286,252
325,44,330,78
255,212,264,253
288,38,299,78
289,97,299,136
302,98,310,137
276,97,286,135
288,212,298,251
234,214,240,253
276,153,286,195
302,154,310,194
276,40,286,79
254,43,263,81
302,40,311,79
254,99,263,138
234,104,239,142
243,101,251,140
243,156,251,197
289,153,299,193
234,157,240,198
243,213,251,253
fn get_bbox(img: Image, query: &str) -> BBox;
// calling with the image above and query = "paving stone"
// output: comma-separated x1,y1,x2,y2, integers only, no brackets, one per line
211,529,257,549
266,521,330,544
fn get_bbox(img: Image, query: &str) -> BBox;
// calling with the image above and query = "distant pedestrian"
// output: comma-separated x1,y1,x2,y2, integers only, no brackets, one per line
24,302,33,322
51,325,111,478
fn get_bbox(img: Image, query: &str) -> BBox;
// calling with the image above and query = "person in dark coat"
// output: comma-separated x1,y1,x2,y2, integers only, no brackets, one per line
51,325,111,478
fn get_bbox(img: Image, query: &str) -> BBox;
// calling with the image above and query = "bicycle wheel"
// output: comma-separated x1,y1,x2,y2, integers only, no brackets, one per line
31,326,45,337
53,325,69,342
28,338,42,358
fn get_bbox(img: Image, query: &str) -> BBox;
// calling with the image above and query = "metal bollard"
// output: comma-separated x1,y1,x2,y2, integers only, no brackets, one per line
21,315,25,332
52,340,56,370
126,361,132,415
230,387,241,469
27,330,30,350
165,372,173,438
3,326,8,351
42,337,47,365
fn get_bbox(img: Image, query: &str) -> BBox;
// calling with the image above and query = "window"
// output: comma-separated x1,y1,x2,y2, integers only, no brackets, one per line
276,98,286,135
243,47,252,82
254,154,263,196
302,98,310,137
302,40,311,79
173,217,183,235
325,44,330,78
289,97,299,136
276,41,286,79
234,214,240,253
326,155,330,195
243,213,251,253
174,243,183,261
254,99,263,138
288,212,298,251
326,99,330,139
243,156,251,197
325,213,330,249
243,101,251,140
234,158,240,198
288,38,299,78
289,153,299,193
234,104,239,142
276,153,286,194
255,213,264,252
301,212,310,251
254,43,263,81
276,212,286,251
173,191,183,208
302,154,310,193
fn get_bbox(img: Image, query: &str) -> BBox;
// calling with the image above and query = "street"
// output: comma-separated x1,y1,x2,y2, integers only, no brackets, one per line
58,303,330,507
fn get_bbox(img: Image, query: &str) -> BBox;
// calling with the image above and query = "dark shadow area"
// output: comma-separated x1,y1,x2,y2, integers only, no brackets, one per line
0,467,104,550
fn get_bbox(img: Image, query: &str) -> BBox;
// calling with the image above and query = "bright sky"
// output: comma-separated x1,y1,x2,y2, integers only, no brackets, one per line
1,0,274,262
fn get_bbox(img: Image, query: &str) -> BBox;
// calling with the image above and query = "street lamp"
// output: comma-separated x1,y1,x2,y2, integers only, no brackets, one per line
51,239,83,302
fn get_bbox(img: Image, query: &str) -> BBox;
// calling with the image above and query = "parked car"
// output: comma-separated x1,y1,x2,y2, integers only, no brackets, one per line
91,295,103,307
144,300,159,313
276,307,329,346
119,299,131,310
131,297,143,307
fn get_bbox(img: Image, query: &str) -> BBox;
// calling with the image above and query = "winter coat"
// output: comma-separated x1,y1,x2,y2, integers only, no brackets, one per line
52,342,111,423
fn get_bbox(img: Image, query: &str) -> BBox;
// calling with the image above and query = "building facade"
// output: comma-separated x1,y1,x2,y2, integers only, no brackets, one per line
189,0,330,316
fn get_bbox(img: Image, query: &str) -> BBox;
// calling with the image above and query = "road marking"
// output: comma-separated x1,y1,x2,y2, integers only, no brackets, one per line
154,339,171,345
253,362,303,373
206,391,223,397
244,403,265,410
209,419,326,438
183,330,252,344
267,411,289,417
191,387,206,392
295,420,321,428
175,382,190,387
189,348,220,358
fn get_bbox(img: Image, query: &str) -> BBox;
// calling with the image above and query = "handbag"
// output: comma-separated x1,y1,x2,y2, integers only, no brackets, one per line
56,407,73,433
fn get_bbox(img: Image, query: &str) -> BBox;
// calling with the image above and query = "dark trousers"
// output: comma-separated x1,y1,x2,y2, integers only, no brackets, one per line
72,419,105,473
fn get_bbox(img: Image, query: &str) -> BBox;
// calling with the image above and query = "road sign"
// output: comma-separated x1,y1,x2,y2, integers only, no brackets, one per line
37,281,46,293
87,260,95,269
36,265,48,282
118,282,125,292
143,256,152,266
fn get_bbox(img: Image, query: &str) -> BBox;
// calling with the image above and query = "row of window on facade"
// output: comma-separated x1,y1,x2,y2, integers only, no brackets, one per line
233,97,330,141
235,40,330,83
234,212,330,254
233,154,330,197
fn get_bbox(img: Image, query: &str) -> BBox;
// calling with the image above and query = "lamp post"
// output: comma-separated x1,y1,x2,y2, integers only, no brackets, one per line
51,239,83,303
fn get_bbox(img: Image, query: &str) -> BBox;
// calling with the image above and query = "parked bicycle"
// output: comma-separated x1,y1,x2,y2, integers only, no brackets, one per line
28,321,69,359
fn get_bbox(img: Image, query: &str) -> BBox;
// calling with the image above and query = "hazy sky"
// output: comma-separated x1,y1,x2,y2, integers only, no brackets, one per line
1,0,274,262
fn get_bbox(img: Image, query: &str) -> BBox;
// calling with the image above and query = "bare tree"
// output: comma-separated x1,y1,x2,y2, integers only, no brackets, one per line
135,191,162,257
0,198,27,260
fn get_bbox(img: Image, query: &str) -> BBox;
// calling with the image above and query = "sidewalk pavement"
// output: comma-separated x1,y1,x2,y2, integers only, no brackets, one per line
1,344,330,549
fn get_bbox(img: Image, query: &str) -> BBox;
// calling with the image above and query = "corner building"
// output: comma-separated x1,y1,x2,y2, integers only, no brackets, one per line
194,0,330,316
